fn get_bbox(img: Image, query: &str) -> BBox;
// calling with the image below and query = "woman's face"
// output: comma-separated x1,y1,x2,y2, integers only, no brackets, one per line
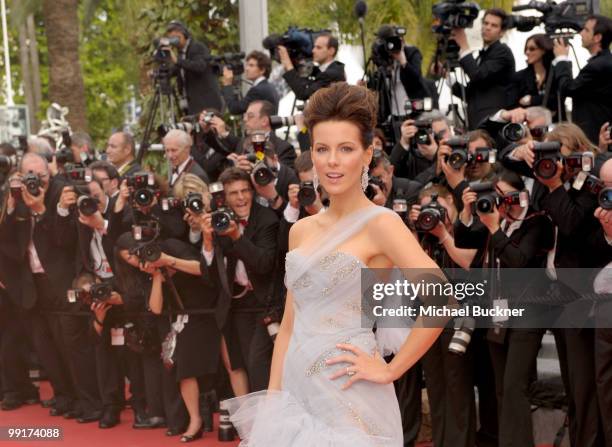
119,249,140,268
525,39,545,65
495,180,521,219
311,120,372,197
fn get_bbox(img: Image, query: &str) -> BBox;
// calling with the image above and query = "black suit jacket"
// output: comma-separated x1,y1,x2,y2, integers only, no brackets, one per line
453,40,516,129
0,177,78,309
200,202,279,326
222,78,279,115
384,176,422,209
283,61,346,100
389,142,436,180
170,157,210,188
227,133,297,170
117,160,142,179
508,64,566,121
556,49,612,143
76,195,118,276
175,39,223,114
399,45,431,100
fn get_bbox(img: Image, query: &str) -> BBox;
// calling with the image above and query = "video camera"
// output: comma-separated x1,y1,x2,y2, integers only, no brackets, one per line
152,36,180,64
126,172,160,208
263,27,328,67
507,0,590,37
158,115,203,138
432,0,480,34
209,52,245,76
209,182,237,234
67,282,113,306
371,25,407,67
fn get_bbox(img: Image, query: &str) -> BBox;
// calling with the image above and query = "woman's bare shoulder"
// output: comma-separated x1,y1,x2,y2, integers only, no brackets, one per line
288,213,323,251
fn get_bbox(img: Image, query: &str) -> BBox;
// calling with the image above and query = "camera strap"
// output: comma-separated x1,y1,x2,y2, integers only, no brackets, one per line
542,67,555,116
214,246,233,328
161,268,185,311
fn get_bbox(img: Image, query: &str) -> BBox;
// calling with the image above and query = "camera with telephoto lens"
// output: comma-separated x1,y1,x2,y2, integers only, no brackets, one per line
65,166,98,216
448,316,476,355
432,0,480,34
532,141,562,179
371,25,407,67
298,181,317,207
269,116,296,130
445,136,469,169
183,192,205,214
209,182,237,234
252,161,277,186
263,27,327,66
507,0,589,38
67,282,113,306
130,220,162,264
416,193,448,232
209,52,246,76
126,172,159,208
22,172,42,197
365,175,385,201
502,122,530,143
572,172,611,210
469,181,499,214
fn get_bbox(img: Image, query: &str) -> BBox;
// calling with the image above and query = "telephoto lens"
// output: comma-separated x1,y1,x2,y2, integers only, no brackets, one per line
532,141,561,179
183,192,205,214
448,316,476,355
90,283,113,302
501,122,528,142
415,194,446,232
218,400,236,442
269,115,296,130
469,181,498,214
77,195,99,216
297,181,316,207
252,162,276,186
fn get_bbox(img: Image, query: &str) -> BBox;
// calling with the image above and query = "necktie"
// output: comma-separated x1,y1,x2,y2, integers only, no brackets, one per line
476,48,486,65
238,219,248,228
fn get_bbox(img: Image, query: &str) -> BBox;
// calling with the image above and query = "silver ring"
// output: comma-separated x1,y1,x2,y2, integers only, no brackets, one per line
346,367,355,377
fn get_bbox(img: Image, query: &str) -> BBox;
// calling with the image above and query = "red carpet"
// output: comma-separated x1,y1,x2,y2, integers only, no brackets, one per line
0,381,240,447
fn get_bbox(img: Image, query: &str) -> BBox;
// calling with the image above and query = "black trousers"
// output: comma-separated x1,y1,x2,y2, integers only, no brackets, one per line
554,328,604,447
95,341,146,414
422,329,476,447
0,295,38,401
391,358,422,447
595,328,612,447
473,329,499,447
231,302,273,392
488,329,543,447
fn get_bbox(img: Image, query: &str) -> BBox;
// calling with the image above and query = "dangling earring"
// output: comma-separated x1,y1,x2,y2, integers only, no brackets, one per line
313,166,319,191
361,166,369,191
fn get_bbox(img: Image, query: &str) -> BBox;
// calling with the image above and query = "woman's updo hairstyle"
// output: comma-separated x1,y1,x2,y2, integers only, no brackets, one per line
304,82,378,149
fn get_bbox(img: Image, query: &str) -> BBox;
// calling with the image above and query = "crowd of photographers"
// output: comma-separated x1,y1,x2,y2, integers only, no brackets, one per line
0,6,611,447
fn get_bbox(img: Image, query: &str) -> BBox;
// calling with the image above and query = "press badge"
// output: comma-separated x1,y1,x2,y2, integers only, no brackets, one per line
110,328,125,346
492,299,509,323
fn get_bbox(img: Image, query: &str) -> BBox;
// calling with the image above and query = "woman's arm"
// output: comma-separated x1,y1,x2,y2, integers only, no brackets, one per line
152,253,202,276
148,270,164,315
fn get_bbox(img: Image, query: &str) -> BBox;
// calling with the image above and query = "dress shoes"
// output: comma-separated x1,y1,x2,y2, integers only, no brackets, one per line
180,428,203,443
166,426,187,437
77,411,102,423
98,408,120,429
133,414,166,429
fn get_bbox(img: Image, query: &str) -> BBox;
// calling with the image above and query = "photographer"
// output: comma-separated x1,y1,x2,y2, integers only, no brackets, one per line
0,153,78,418
164,129,209,187
592,159,612,447
390,110,451,181
410,184,477,447
165,20,223,114
222,51,279,115
553,14,612,144
223,100,297,169
89,161,120,198
171,173,211,247
200,167,279,393
508,34,566,121
105,132,141,178
279,32,346,101
368,149,421,209
456,169,554,447
451,8,516,129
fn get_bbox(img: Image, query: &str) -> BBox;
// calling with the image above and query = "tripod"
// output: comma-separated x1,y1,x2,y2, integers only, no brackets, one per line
138,63,182,165
364,59,402,145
